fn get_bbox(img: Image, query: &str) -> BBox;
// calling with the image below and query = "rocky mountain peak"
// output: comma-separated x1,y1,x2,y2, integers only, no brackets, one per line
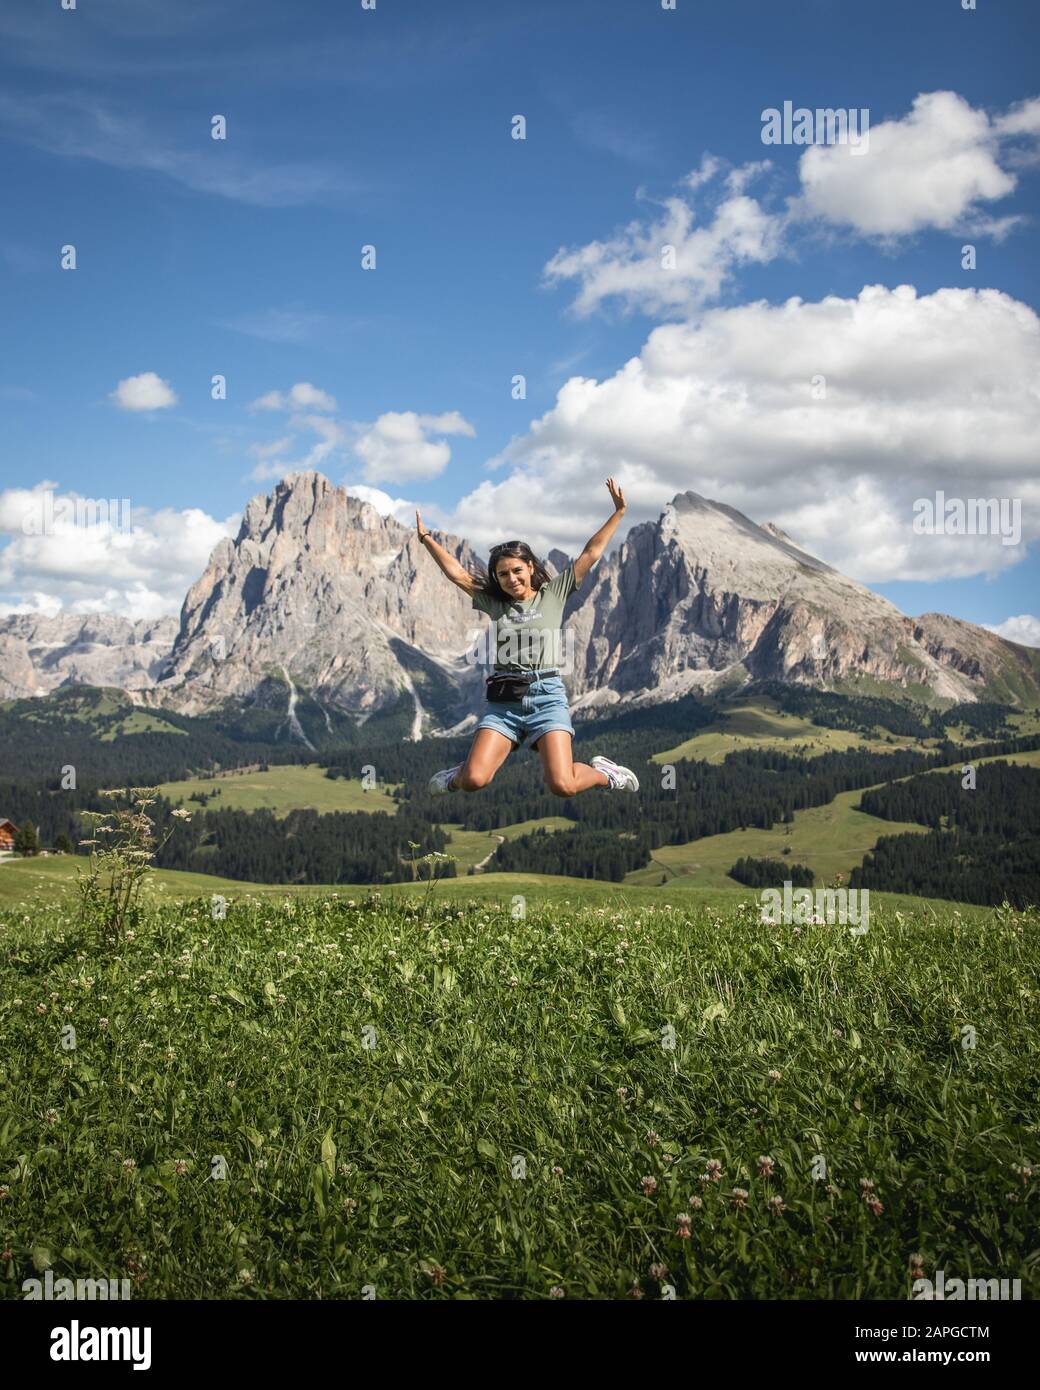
2,471,1037,724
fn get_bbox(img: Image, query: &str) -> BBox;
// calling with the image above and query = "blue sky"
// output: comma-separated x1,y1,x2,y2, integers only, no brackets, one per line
1,0,1038,640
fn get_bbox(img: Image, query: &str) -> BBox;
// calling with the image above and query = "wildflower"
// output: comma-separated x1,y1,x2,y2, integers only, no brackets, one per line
768,1195,786,1214
662,1153,675,1166
616,1087,628,1098
171,808,192,820
226,1080,236,1090
641,1175,658,1196
549,1286,564,1299
731,1188,749,1207
208,994,219,1003
629,1281,644,1299
865,1196,884,1217
767,1069,782,1081
909,1254,926,1280
757,1155,775,1179
675,1213,692,1239
648,1262,668,1281
426,1263,446,1285
551,1165,564,1178
705,1159,722,1181
172,1160,190,1176
122,1159,136,1171
98,1018,109,1030
688,1195,703,1210
35,1003,47,1014
44,1109,58,1125
509,977,519,988
0,1185,10,1201
825,1183,840,1196
858,1178,875,1193
342,1197,358,1213
646,1129,659,1148
0,1249,11,1260
238,1268,254,1285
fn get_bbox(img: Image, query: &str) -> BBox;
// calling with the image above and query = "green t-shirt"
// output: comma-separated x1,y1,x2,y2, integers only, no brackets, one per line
471,562,581,672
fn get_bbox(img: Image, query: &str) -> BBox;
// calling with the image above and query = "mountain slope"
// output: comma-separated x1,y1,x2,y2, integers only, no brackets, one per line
152,471,487,733
0,613,177,700
562,491,1040,712
3,474,1037,728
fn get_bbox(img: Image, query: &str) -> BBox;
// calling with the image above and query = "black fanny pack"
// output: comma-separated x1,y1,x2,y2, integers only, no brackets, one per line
485,672,535,703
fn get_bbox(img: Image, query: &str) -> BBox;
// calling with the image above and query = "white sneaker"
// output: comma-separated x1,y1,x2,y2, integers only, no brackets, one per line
428,764,462,795
591,755,639,792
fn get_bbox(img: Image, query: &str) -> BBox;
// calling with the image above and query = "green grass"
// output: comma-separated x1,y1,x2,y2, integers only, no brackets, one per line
650,699,917,765
98,711,187,741
1,891,1035,1299
628,746,1040,891
624,787,931,890
441,817,576,873
156,765,400,816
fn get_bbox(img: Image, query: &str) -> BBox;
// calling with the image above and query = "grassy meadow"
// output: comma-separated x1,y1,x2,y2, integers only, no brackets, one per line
1,885,1036,1300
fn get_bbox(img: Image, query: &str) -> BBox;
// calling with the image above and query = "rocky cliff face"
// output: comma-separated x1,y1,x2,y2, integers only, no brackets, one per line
562,492,1040,712
3,474,1038,730
152,471,488,732
0,613,177,699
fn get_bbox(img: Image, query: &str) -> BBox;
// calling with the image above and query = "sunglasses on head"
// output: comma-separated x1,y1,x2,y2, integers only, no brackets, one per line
490,541,522,555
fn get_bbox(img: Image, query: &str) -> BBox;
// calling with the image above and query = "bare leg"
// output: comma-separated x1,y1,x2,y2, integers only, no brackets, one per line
453,728,516,793
535,730,609,796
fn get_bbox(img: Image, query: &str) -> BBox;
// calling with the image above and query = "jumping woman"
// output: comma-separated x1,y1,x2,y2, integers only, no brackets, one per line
418,478,639,798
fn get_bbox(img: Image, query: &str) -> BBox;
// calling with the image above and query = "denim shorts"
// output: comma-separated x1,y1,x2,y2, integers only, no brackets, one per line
476,673,574,752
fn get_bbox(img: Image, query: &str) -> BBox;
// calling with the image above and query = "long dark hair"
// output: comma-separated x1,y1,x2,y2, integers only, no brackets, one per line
469,540,552,603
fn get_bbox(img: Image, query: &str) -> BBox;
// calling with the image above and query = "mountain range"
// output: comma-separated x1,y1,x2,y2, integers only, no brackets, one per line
2,471,1037,738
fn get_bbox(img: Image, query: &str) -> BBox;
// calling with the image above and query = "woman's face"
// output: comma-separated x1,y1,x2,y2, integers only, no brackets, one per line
494,555,535,599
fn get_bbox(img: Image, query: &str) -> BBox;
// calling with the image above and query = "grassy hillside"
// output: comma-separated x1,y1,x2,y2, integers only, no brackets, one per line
0,851,993,919
157,764,400,816
1,891,1033,1298
628,747,1040,891
624,787,931,890
650,699,917,765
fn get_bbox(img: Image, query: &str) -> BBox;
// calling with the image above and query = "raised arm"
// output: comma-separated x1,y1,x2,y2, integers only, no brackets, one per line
573,478,627,586
416,511,481,592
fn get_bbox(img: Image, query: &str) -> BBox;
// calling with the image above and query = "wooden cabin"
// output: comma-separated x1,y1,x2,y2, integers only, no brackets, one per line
0,818,18,851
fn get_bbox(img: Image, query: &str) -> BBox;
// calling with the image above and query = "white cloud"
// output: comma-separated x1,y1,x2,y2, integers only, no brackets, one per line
792,91,1031,238
248,436,293,460
446,284,1040,583
985,614,1040,648
248,415,345,482
110,371,178,412
543,163,782,320
0,483,236,618
352,410,475,483
343,483,420,526
545,92,1039,322
251,382,338,413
